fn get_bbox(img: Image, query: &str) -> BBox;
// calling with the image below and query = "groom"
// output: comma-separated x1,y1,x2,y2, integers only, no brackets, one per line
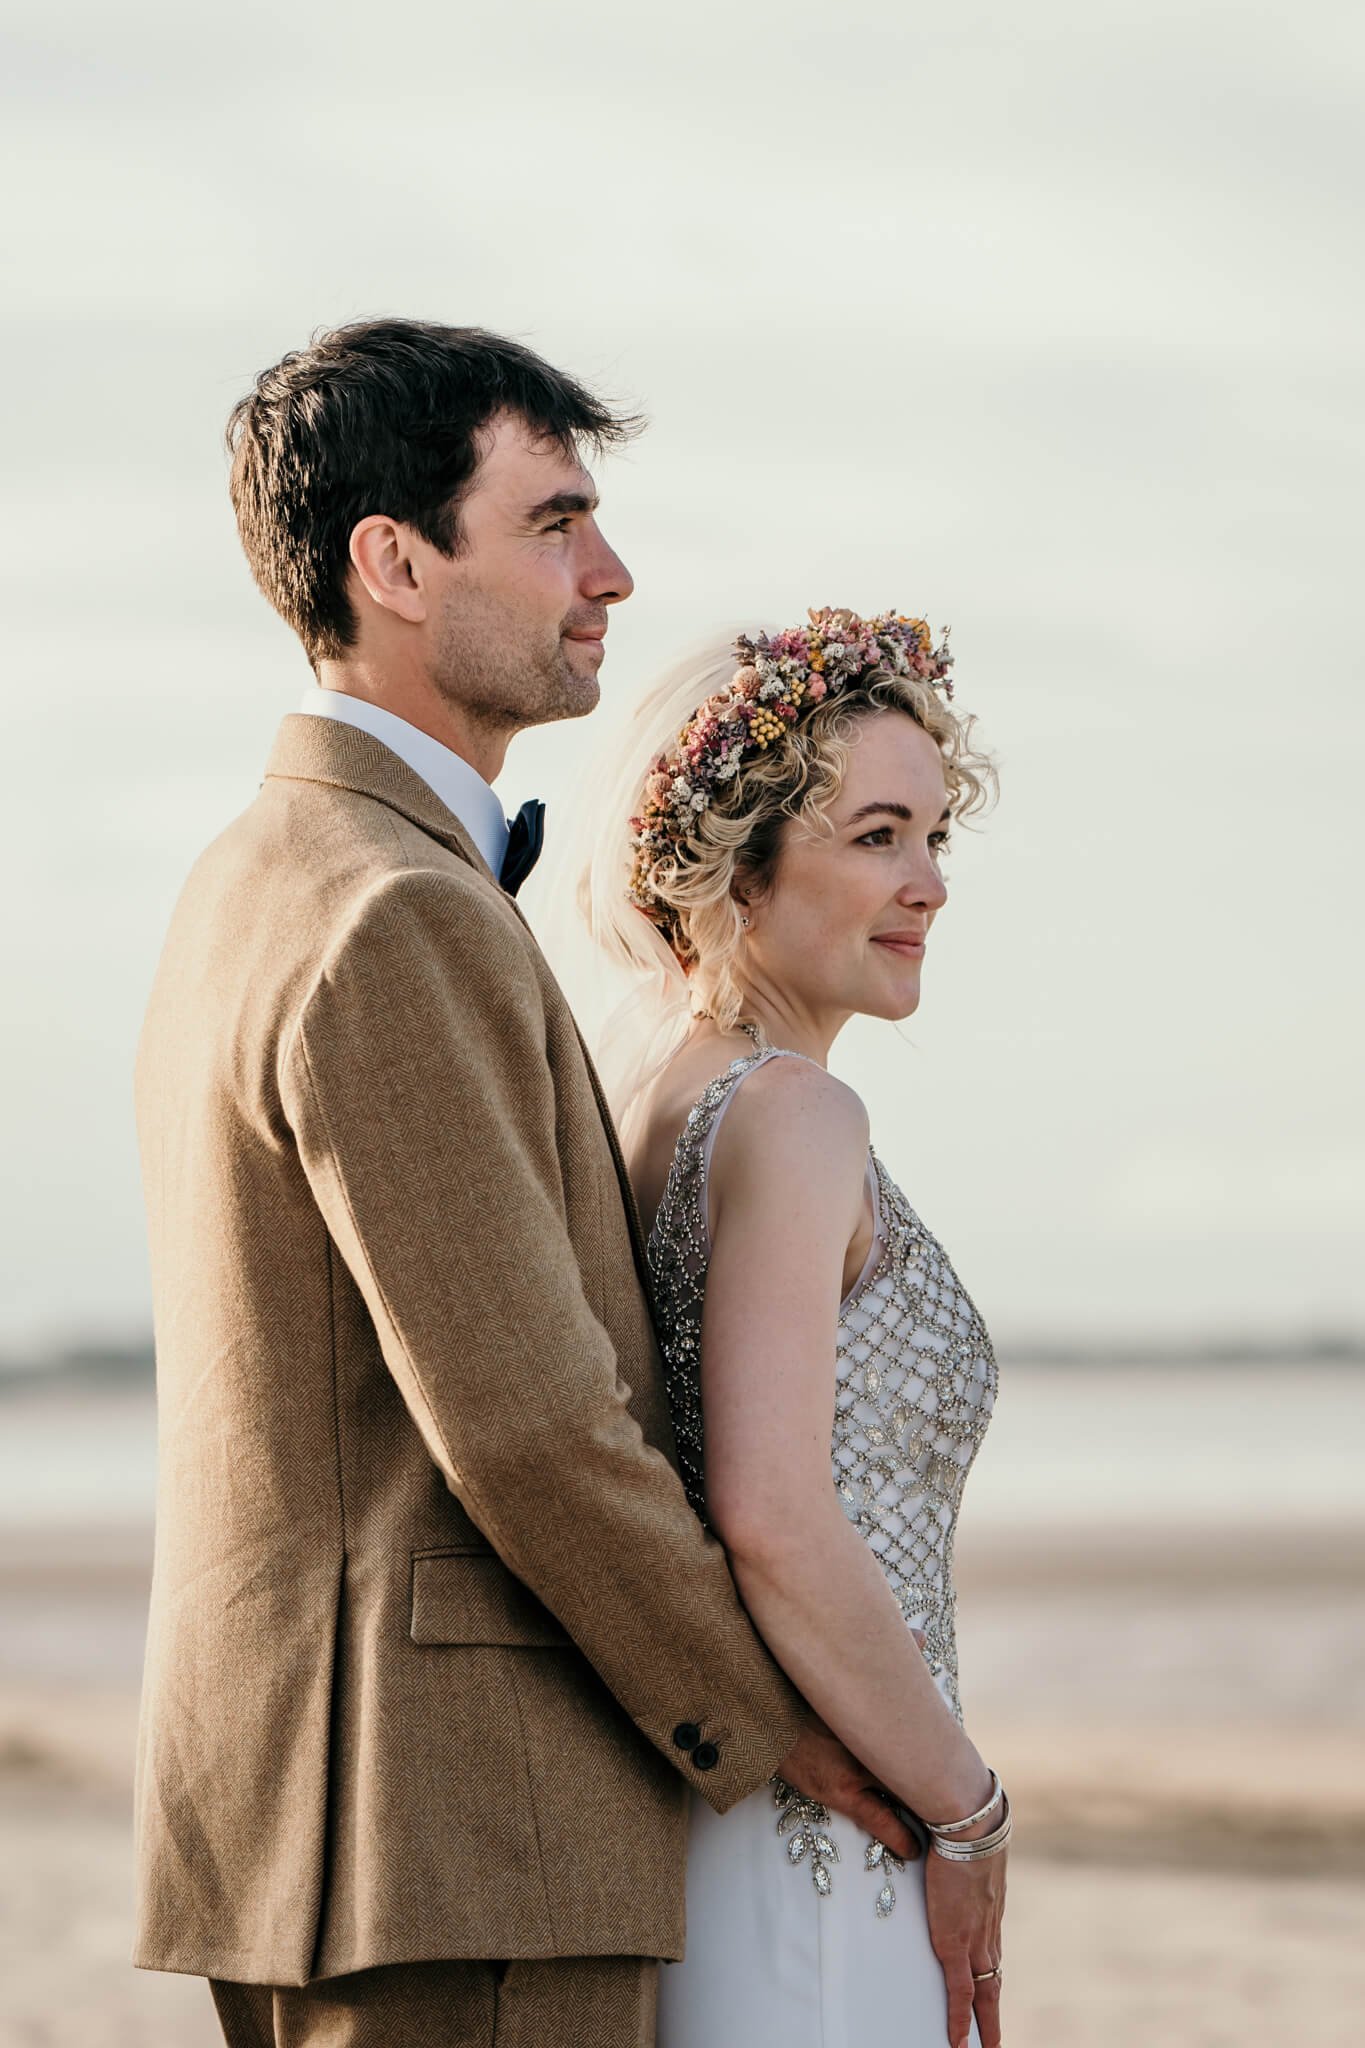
133,319,915,2046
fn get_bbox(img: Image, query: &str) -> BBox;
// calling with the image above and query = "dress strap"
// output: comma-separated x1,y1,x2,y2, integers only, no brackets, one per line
695,1049,788,1254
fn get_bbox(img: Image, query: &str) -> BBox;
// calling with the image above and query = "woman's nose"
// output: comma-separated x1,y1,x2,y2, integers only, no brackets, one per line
899,857,948,910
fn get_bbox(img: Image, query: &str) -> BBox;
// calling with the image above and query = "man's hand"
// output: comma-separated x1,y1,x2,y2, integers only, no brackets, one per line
775,1714,920,1864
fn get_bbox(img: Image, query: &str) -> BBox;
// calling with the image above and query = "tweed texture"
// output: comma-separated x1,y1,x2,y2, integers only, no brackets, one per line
210,1955,658,2047
133,715,807,1986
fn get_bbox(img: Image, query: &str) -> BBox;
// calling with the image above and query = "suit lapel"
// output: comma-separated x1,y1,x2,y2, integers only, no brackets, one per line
265,713,655,1296
567,1017,654,1289
497,897,654,1294
264,713,499,882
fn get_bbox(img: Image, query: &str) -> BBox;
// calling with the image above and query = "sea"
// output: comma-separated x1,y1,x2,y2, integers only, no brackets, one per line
0,1358,1360,1533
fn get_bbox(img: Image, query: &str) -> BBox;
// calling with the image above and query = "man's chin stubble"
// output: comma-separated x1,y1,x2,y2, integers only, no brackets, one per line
434,649,599,734
525,654,602,726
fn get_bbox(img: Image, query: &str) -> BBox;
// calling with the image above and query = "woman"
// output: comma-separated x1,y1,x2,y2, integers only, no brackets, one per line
583,608,1006,2048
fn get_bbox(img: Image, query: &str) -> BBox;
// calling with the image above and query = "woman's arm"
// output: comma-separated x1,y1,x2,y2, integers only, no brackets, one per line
701,1054,994,1825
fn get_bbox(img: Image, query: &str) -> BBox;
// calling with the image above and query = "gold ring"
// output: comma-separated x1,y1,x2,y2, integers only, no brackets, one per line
972,1965,1002,1982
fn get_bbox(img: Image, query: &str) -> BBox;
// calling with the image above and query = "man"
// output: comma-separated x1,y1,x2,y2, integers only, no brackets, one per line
133,319,915,2046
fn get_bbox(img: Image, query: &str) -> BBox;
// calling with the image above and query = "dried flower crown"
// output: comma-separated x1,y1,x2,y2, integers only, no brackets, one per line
628,606,954,933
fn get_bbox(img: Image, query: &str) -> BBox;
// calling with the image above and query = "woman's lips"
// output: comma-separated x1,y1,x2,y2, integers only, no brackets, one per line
872,934,926,957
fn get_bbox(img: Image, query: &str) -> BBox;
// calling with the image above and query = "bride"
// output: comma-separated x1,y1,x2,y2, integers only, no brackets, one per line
582,608,1007,2048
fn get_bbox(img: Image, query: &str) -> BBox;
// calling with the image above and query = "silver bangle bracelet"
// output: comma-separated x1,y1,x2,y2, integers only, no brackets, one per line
925,1769,1004,1837
930,1819,1012,1863
928,1793,1013,1861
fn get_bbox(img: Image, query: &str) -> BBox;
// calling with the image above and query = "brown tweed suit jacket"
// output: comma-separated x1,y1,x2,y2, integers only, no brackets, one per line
132,713,806,1987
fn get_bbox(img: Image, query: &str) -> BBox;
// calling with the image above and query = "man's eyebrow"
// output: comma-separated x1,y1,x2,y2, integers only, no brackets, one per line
525,489,599,523
846,800,954,825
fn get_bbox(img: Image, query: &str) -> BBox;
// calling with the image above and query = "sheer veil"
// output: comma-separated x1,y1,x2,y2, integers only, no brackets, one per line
568,627,749,1141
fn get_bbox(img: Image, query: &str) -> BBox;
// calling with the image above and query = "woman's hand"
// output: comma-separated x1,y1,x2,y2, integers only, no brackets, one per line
924,1839,1007,2048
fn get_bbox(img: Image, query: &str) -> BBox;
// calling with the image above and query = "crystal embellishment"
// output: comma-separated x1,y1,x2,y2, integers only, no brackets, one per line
645,1046,999,1919
865,1835,905,1917
773,1777,841,1899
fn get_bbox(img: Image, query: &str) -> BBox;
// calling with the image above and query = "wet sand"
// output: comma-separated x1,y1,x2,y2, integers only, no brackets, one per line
2,1513,1363,2045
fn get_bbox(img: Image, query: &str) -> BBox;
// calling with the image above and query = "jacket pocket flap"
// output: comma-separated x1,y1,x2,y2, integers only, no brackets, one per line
410,1552,570,1647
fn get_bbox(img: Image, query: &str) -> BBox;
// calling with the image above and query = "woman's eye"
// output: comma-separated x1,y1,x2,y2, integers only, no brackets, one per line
856,826,953,853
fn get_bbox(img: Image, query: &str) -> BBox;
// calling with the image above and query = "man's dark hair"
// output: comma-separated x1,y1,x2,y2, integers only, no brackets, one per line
226,319,643,664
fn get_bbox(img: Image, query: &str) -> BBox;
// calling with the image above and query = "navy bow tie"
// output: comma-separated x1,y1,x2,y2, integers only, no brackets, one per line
500,798,546,896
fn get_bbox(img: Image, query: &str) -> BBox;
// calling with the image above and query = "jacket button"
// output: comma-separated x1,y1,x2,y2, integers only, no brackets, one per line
691,1741,720,1771
672,1722,702,1752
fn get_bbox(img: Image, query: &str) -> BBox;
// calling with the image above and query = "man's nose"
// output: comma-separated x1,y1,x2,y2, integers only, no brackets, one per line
583,527,635,605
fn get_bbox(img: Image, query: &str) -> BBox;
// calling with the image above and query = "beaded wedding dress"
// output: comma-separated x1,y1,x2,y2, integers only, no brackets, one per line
647,1043,999,2048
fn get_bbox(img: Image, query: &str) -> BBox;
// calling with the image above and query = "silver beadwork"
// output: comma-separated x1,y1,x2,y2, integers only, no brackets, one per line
645,1045,998,1918
772,1777,842,1897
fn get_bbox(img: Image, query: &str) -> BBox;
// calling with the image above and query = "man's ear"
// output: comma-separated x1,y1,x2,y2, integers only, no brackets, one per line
349,516,427,625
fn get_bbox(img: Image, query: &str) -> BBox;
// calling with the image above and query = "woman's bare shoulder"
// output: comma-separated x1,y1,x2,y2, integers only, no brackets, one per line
710,1053,870,1200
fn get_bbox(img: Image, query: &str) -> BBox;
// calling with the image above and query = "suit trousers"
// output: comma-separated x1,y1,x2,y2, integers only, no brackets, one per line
208,1956,659,2048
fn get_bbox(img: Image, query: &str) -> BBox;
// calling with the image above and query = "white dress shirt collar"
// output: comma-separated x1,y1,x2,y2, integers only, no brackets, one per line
296,687,510,877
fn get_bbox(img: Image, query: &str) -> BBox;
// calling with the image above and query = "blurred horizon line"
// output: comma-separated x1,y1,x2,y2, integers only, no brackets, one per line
3,1325,1364,1392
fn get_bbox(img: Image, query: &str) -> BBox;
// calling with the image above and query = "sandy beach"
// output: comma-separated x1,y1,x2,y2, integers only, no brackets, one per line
2,1380,1363,2046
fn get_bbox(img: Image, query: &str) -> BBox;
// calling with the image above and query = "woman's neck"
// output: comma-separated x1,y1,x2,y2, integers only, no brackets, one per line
689,996,845,1069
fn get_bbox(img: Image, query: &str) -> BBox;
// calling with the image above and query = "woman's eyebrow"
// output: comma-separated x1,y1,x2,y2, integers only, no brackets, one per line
846,801,953,825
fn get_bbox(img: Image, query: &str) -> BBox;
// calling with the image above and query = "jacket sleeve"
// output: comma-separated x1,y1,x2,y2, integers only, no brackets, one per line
280,865,808,1813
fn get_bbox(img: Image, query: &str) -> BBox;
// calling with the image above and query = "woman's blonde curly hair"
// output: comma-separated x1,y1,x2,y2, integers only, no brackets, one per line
581,620,997,1112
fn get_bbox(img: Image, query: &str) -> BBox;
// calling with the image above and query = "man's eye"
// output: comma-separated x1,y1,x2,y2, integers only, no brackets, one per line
543,517,572,533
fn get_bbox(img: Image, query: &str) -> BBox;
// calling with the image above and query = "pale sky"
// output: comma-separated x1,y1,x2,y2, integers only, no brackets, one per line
2,0,1361,1353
